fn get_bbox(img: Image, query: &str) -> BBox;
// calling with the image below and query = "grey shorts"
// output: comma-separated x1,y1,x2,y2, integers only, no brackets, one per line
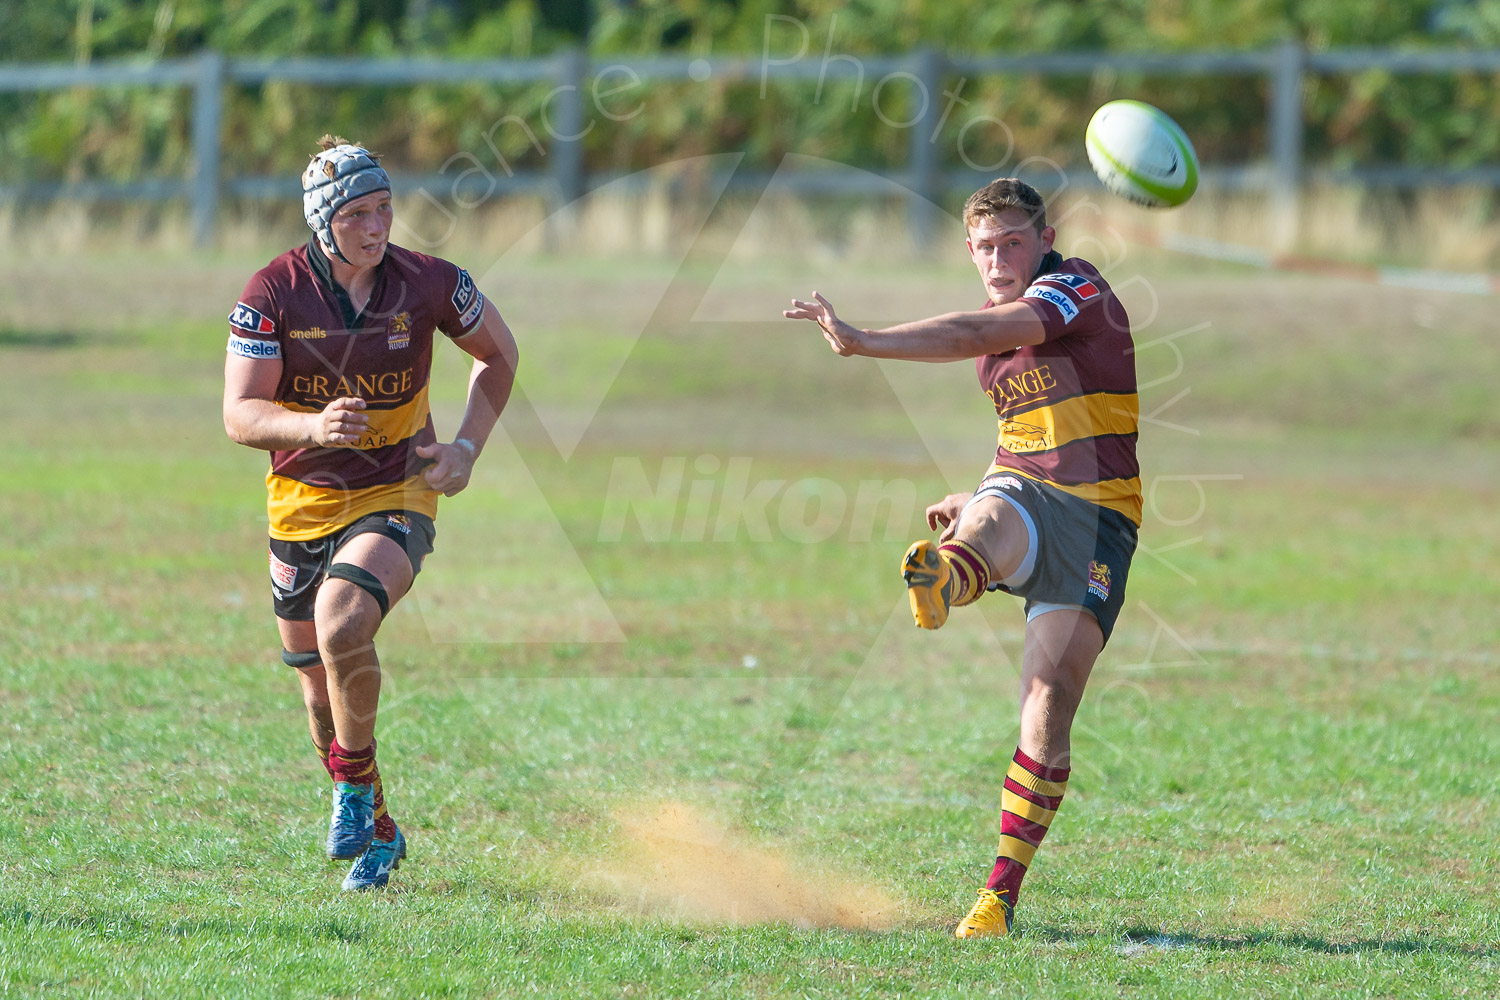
962,472,1137,643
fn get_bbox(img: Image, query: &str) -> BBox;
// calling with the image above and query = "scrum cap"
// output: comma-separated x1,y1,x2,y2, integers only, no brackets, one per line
302,143,390,263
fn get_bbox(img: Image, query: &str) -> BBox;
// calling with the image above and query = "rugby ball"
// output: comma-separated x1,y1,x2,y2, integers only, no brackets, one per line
1085,100,1198,208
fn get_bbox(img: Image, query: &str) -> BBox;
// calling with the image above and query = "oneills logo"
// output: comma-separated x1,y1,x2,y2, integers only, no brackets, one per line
289,327,327,339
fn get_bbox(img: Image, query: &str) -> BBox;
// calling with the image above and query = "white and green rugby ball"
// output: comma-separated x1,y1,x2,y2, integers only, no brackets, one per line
1085,100,1198,208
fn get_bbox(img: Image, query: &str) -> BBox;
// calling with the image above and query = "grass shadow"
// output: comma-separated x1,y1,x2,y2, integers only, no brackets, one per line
0,903,367,944
0,327,85,349
1027,924,1498,960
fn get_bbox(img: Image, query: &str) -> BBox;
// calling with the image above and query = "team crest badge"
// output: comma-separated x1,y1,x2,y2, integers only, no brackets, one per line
388,312,411,350
1086,561,1111,601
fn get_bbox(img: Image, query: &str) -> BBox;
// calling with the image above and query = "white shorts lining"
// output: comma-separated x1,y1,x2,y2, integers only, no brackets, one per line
1026,602,1088,622
960,484,1038,590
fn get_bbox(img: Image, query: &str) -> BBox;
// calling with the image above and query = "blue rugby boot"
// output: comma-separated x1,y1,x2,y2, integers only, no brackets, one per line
342,825,407,891
326,781,376,860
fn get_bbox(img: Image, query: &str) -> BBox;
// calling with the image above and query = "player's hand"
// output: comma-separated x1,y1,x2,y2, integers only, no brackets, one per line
926,492,974,541
783,291,862,356
416,440,475,497
309,396,369,447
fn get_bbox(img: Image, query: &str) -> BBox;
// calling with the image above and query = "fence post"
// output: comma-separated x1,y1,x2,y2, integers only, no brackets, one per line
1268,38,1304,251
550,47,587,211
191,49,225,248
908,48,945,247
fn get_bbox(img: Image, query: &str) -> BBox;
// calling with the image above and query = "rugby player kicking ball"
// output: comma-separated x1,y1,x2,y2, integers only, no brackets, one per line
784,178,1140,937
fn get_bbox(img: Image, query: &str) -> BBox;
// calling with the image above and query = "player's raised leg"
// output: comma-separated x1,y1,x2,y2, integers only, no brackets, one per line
315,531,414,887
957,608,1102,938
903,492,1031,629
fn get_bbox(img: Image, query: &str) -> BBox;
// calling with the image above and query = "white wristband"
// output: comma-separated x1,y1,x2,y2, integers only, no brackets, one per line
453,437,478,459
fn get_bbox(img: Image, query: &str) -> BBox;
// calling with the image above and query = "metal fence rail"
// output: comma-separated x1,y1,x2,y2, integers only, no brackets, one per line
1,43,1496,246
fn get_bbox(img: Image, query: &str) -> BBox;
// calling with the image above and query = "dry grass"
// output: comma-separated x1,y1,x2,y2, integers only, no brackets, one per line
4,181,1498,273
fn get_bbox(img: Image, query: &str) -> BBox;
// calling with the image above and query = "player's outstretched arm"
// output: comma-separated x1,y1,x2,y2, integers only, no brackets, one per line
416,299,519,497
783,291,1047,361
223,353,369,451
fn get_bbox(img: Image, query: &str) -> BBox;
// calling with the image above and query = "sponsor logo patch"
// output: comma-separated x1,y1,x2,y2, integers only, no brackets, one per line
1022,285,1080,324
983,474,1025,492
229,301,276,335
459,290,485,330
451,268,485,330
1037,272,1101,300
1087,561,1111,601
1000,419,1051,452
269,550,297,592
386,514,412,535
388,312,411,350
451,268,477,314
228,333,282,360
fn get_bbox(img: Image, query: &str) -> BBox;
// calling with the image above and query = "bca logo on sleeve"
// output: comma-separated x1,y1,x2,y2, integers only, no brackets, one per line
451,268,485,329
1036,272,1101,301
229,301,276,335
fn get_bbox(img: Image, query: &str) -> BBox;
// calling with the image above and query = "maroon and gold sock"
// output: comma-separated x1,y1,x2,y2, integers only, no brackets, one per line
940,539,991,607
985,747,1069,904
329,737,398,841
369,775,396,841
328,737,376,784
314,741,335,780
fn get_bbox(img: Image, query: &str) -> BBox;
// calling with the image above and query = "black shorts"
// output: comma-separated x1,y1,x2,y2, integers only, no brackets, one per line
971,472,1138,644
267,510,436,621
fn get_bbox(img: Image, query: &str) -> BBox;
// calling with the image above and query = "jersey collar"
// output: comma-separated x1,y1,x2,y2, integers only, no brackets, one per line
1031,249,1064,281
305,237,387,330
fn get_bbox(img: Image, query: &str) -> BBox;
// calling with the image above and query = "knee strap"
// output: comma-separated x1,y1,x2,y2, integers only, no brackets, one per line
282,648,323,669
327,563,391,617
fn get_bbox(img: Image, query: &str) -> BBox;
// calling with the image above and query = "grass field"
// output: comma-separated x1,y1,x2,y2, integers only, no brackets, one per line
1,211,1498,998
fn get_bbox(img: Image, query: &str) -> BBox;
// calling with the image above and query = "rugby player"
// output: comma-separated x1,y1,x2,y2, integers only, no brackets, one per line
783,178,1138,937
223,136,518,891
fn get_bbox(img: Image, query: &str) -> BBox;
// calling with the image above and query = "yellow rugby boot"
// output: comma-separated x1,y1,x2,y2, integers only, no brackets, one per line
954,887,1014,939
901,540,952,629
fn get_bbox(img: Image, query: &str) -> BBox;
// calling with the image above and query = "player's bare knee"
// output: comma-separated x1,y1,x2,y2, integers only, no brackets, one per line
302,679,332,714
953,498,1025,575
321,610,379,659
1026,672,1087,717
314,584,381,656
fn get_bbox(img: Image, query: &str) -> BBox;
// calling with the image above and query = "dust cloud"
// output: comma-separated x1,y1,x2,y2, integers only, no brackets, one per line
592,801,904,931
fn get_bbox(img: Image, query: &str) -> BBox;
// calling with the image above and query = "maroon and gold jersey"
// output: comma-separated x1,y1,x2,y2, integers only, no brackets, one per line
227,240,486,541
975,252,1141,525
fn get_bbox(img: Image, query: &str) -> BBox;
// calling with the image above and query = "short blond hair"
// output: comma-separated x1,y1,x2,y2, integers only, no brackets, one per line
963,178,1047,234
